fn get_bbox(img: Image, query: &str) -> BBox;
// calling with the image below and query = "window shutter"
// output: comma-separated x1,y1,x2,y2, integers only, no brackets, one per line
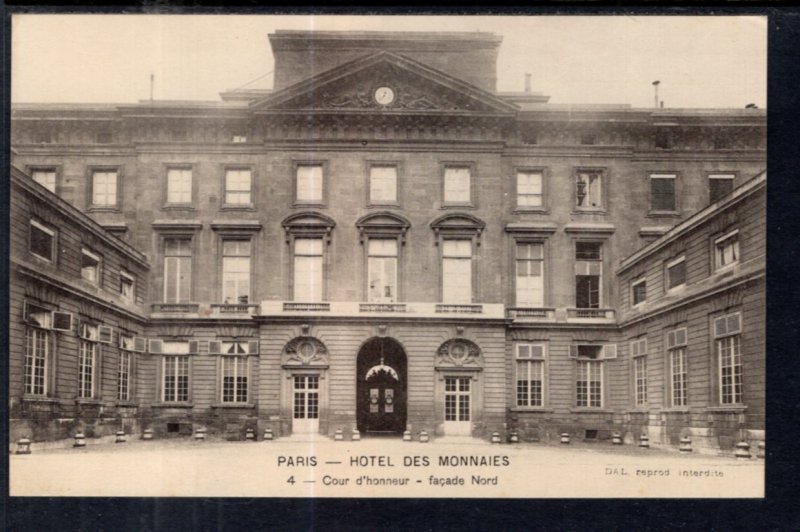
569,345,579,359
188,340,200,354
208,341,222,355
52,311,74,332
133,336,147,353
516,344,532,359
727,313,741,335
530,344,545,359
667,331,676,349
98,325,113,344
603,344,617,360
248,340,260,354
148,339,163,354
80,323,91,340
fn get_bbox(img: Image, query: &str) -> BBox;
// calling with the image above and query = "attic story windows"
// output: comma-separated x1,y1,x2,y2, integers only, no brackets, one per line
166,168,192,205
443,166,472,206
296,163,324,205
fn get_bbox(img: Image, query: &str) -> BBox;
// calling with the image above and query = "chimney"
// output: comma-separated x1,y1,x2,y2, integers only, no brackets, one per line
524,73,532,93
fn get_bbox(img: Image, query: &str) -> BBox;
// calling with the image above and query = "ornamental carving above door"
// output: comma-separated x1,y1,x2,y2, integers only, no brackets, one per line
435,339,482,368
283,337,329,366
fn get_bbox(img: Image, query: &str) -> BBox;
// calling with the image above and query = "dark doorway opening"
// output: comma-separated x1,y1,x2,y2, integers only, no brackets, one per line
356,337,407,434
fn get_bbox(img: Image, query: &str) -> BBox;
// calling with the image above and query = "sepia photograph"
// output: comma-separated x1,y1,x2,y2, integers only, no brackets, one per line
8,14,766,498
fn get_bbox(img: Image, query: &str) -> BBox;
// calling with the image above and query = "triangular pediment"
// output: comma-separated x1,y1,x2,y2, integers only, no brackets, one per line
251,52,518,115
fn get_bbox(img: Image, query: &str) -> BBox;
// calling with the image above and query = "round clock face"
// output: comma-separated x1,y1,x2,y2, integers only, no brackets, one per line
374,86,395,106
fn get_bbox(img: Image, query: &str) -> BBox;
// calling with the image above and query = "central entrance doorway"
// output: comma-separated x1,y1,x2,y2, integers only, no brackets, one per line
356,337,407,434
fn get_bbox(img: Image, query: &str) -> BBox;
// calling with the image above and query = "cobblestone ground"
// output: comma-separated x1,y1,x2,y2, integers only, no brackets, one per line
10,436,764,498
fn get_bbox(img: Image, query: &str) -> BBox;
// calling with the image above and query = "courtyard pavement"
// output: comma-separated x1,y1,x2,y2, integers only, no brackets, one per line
9,436,764,498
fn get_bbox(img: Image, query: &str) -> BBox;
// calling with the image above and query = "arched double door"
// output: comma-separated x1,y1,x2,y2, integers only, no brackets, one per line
356,337,407,434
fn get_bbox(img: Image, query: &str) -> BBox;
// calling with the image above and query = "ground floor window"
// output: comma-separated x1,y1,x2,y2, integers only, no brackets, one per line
25,327,49,395
576,360,602,407
718,335,743,405
163,355,189,402
670,348,688,407
222,356,249,403
631,337,648,407
117,351,131,401
78,341,97,399
444,377,471,421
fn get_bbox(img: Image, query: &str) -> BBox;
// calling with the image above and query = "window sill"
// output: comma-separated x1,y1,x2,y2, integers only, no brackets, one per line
220,204,255,212
569,408,614,414
510,407,554,413
704,405,747,413
115,401,140,408
162,204,196,212
441,203,476,210
76,399,104,406
367,203,401,209
153,402,195,408
211,403,256,409
572,209,607,215
627,408,650,413
293,202,326,209
87,206,121,213
646,212,681,218
661,407,690,413
21,395,59,404
513,208,549,214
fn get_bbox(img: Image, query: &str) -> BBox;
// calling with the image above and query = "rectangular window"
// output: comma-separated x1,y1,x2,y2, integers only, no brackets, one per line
79,340,97,399
650,173,677,212
232,134,247,143
632,278,647,306
714,230,740,270
443,167,471,204
222,240,251,304
442,239,472,303
575,171,602,209
162,342,190,402
294,238,323,302
120,270,135,302
575,242,602,308
369,165,397,204
517,171,543,208
296,164,323,204
164,239,192,303
118,350,131,401
666,256,686,290
30,220,55,262
576,360,603,407
91,170,118,207
31,169,57,193
631,338,648,406
715,313,743,405
25,327,49,395
367,239,398,303
224,169,252,205
81,249,101,285
222,355,249,403
667,327,688,407
444,377,471,421
516,343,545,407
709,174,735,203
516,242,544,307
166,168,192,204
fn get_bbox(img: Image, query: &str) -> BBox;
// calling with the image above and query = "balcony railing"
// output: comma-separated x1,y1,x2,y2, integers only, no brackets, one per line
435,304,483,314
151,303,200,313
359,303,408,313
507,307,556,320
210,303,259,315
567,308,616,320
283,302,331,312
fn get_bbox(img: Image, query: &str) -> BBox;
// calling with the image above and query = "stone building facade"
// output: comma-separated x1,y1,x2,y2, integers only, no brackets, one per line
9,30,766,453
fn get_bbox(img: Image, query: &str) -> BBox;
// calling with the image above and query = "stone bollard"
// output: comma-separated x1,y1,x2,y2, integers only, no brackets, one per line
16,437,32,455
491,431,501,444
757,441,765,459
560,432,571,444
419,431,430,443
612,431,623,445
334,428,344,441
194,427,206,441
115,431,126,443
263,428,274,441
638,434,650,448
73,432,86,448
351,430,361,441
679,436,692,453
508,430,520,444
245,428,256,441
402,430,412,442
142,428,154,441
734,441,752,460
